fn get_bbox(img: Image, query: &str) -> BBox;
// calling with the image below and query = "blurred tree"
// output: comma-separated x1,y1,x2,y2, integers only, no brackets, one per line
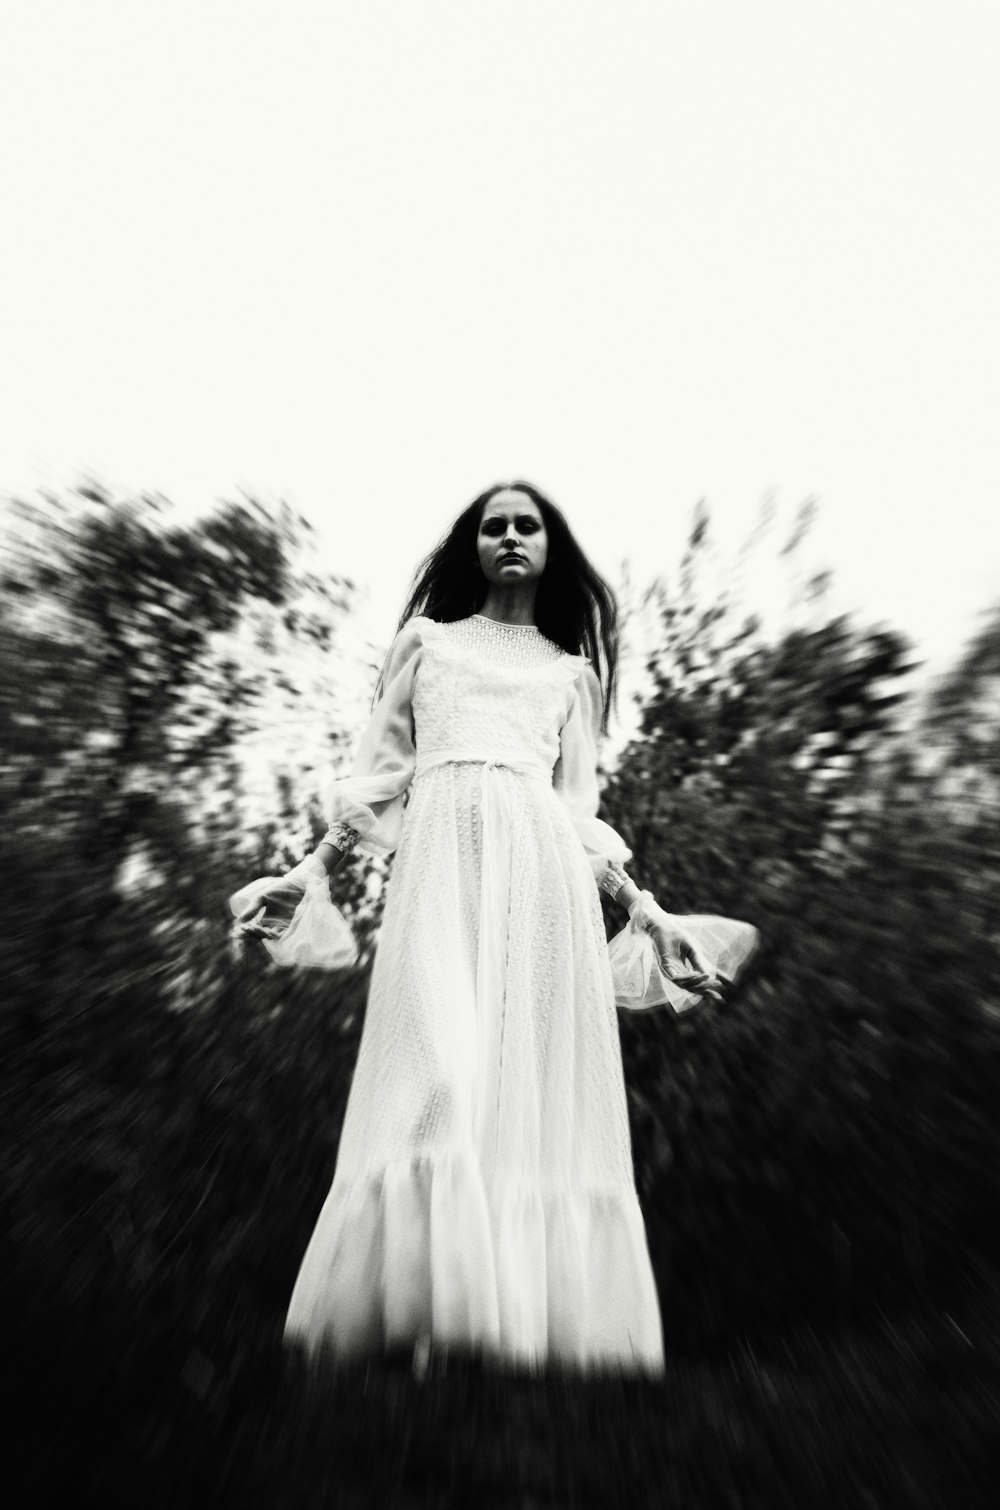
2,485,344,845
0,483,386,1395
599,503,999,1347
0,482,372,1030
917,600,1000,818
604,502,917,924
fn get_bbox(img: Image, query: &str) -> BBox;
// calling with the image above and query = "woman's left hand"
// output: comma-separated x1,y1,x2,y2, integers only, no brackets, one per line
640,901,728,1002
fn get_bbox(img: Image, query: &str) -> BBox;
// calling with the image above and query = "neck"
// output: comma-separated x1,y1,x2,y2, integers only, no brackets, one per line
477,585,538,627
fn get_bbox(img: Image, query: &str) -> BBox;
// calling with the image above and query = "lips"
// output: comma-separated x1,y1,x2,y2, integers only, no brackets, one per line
499,553,526,564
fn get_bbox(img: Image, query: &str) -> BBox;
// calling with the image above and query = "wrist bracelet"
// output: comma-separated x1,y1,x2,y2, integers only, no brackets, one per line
596,859,632,901
321,821,361,853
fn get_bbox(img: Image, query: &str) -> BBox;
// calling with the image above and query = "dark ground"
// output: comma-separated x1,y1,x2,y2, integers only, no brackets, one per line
6,1250,998,1510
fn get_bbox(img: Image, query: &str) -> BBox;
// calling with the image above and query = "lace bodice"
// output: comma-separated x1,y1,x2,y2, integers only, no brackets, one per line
445,615,566,668
321,614,632,871
412,616,584,773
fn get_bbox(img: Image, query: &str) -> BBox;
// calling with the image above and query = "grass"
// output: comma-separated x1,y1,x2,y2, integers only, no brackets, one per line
7,1253,998,1509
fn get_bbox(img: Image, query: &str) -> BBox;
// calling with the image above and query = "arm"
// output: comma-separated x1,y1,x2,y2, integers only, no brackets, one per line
315,617,423,859
553,664,721,995
313,836,354,875
551,662,634,890
234,619,424,940
594,860,641,915
552,662,646,914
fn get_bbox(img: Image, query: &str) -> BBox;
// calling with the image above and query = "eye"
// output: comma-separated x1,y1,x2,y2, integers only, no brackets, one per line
480,514,541,534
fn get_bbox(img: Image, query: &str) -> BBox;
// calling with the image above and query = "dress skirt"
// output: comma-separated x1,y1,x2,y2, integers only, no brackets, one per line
283,755,665,1373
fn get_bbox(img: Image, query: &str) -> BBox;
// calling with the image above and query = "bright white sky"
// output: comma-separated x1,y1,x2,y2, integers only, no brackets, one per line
2,0,998,677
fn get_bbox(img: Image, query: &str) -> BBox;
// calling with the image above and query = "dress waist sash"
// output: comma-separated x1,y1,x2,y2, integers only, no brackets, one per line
412,748,551,1157
413,749,551,782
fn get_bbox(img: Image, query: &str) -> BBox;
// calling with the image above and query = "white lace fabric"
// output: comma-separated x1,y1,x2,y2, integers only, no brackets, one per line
285,615,664,1373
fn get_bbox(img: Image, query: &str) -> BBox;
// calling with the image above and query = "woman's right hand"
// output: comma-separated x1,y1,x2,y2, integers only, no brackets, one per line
228,848,358,973
230,852,334,945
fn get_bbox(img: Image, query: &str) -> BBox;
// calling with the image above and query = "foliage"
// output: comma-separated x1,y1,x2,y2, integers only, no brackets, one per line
3,487,998,1505
916,600,1000,815
5,952,998,1506
606,505,917,911
0,483,384,1034
600,507,1000,1349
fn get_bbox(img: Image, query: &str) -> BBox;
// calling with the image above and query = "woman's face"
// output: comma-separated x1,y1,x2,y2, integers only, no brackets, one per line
476,489,549,587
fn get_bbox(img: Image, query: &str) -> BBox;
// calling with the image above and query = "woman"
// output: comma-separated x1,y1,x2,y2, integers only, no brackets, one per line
236,481,738,1376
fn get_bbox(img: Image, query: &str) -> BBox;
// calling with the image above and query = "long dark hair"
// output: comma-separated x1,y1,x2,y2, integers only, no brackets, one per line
384,481,619,732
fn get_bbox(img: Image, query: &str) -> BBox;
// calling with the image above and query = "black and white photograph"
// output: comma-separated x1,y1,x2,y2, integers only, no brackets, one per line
2,2,998,1506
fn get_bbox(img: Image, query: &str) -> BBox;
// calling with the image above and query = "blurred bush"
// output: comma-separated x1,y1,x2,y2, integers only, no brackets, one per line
0,482,386,1021
603,508,1000,1350
0,483,384,1483
2,485,998,1504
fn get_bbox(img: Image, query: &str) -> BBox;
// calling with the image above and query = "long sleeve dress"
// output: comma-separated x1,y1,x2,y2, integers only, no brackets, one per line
283,612,665,1374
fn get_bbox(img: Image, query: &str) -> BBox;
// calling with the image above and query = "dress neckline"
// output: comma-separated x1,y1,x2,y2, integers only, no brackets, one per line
472,614,540,632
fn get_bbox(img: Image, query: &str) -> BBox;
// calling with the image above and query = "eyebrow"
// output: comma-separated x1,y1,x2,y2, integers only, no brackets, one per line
481,512,541,524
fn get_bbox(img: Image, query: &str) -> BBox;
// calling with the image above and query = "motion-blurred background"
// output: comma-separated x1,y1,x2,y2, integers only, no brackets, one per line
2,4,998,1507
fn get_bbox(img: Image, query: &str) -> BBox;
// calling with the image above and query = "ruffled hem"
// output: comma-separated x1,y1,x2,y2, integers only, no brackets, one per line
283,1147,664,1375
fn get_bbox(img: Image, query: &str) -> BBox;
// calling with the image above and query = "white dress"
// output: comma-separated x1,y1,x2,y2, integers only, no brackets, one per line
283,613,665,1374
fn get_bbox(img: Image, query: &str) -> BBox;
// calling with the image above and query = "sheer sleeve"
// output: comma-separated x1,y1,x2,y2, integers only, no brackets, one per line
553,661,632,875
553,662,760,1013
322,618,424,858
